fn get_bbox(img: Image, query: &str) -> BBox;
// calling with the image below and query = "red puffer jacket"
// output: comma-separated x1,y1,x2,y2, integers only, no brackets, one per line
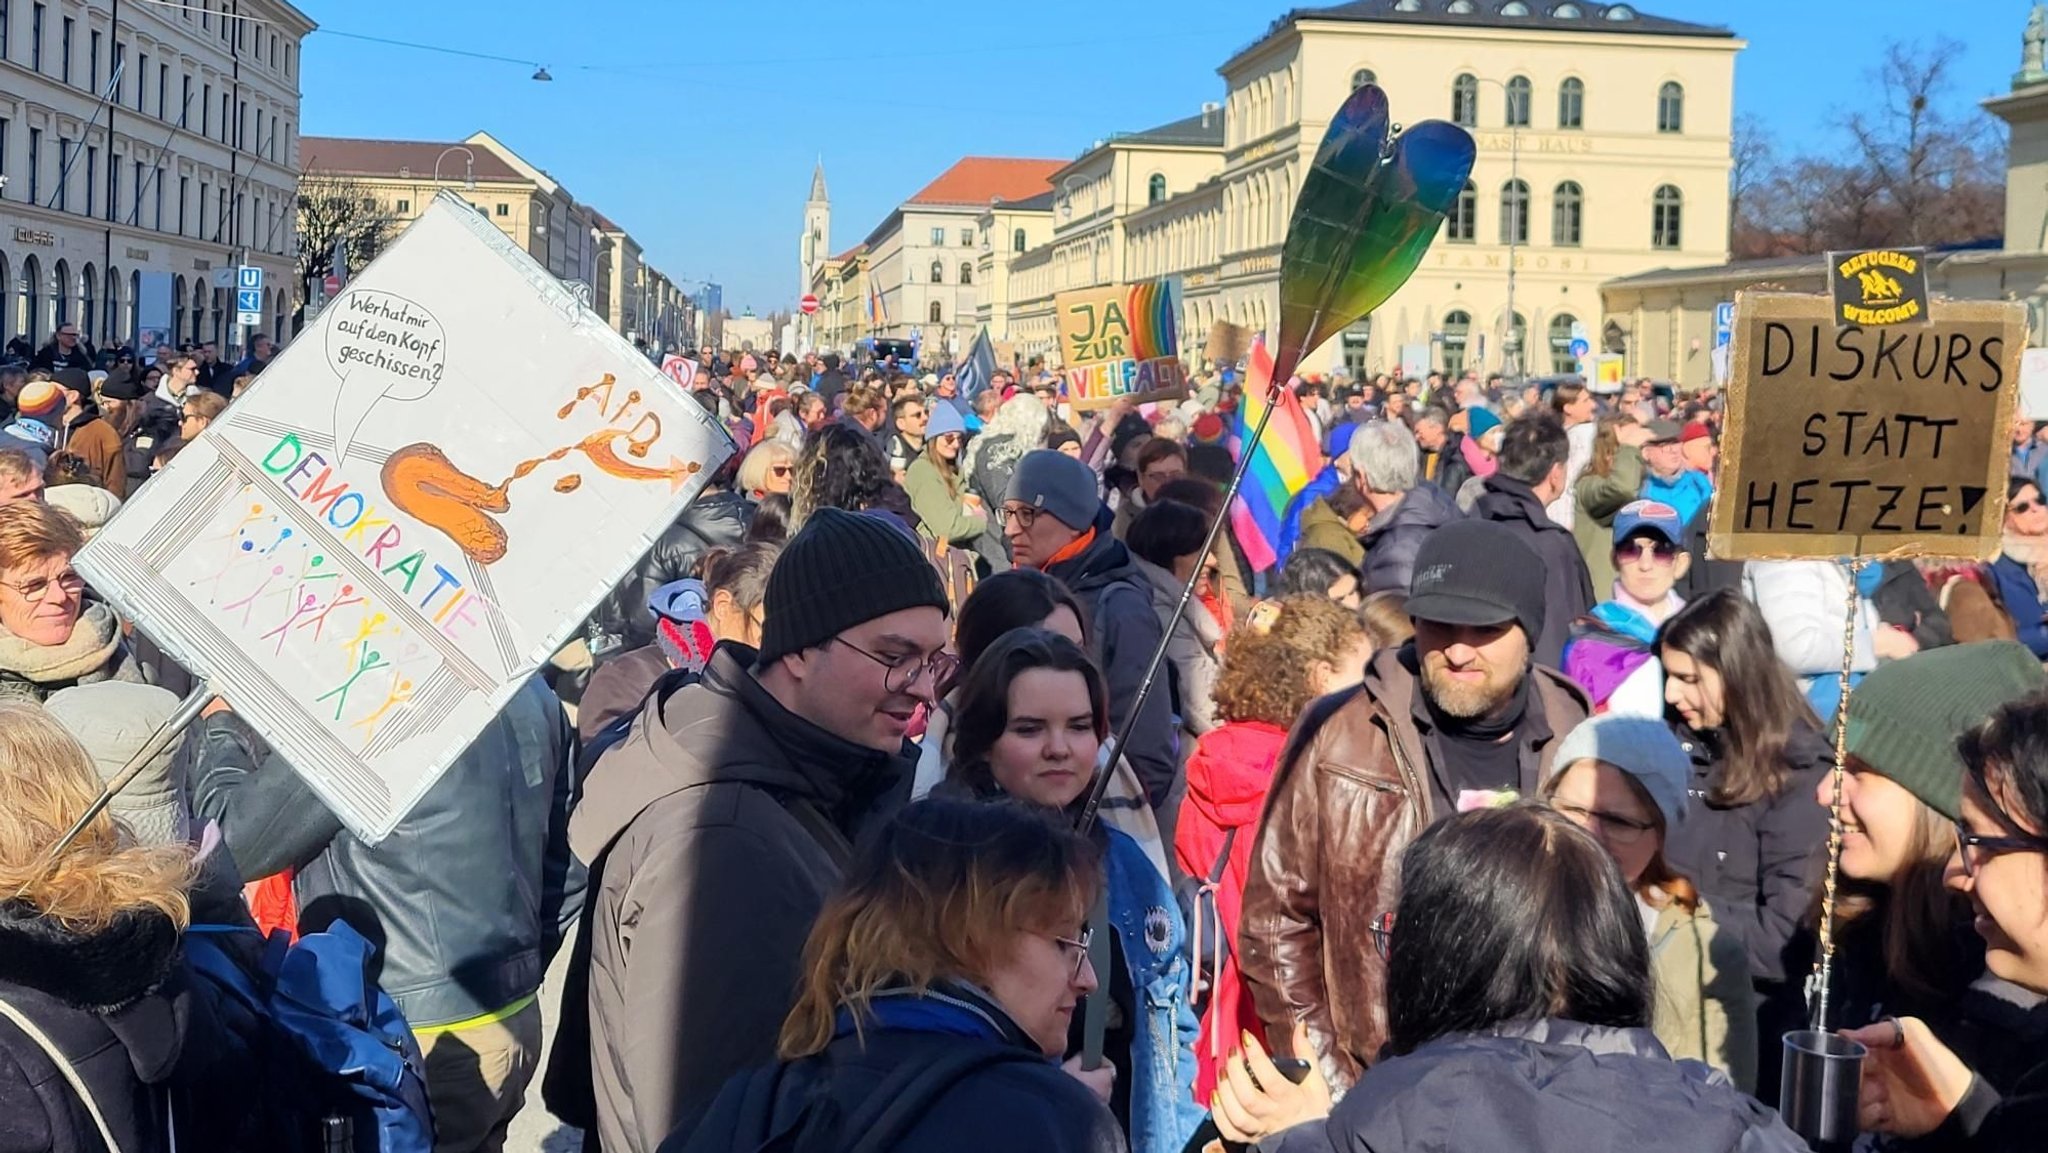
1174,719,1289,1101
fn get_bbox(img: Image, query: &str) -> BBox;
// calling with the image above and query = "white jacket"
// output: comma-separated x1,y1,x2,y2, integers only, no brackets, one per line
1742,560,1877,678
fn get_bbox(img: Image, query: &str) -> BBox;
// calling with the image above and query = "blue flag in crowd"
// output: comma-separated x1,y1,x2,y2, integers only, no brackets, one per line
956,329,997,401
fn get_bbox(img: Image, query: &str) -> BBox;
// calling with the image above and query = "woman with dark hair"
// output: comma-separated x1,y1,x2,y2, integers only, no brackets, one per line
670,799,1122,1153
1126,499,1222,741
1991,474,2048,658
789,421,919,535
1274,547,1361,609
941,629,1204,1153
1655,587,1832,1097
744,492,791,544
1849,692,2048,1149
1213,804,1804,1152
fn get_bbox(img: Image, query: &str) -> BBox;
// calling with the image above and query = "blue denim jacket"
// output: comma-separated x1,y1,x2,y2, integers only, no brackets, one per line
1102,827,1205,1153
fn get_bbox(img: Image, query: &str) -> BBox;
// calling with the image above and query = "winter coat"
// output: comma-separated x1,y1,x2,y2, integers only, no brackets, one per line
1175,720,1290,1101
1991,553,2048,658
187,677,581,1030
566,644,914,1153
1431,430,1473,499
904,455,986,548
1132,556,1222,739
1278,467,1343,564
0,602,149,704
1295,498,1364,567
1643,467,1714,528
1874,560,1953,651
1744,560,1880,717
578,645,674,746
1471,474,1596,670
1044,509,1177,809
1572,445,1643,594
1944,1059,2048,1153
1648,896,1759,1094
1562,596,1676,718
1239,645,1588,1092
1359,484,1463,596
671,982,1123,1153
1260,1019,1808,1153
59,413,127,499
0,905,188,1153
587,490,753,655
1679,502,1747,603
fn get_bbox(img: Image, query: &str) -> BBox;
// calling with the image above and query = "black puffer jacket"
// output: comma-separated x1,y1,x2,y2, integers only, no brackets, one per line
0,905,187,1153
1360,482,1463,596
1472,474,1596,669
589,490,754,654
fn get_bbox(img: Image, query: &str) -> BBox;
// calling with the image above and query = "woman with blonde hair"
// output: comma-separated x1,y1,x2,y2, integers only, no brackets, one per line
0,703,195,1152
0,499,148,703
735,439,795,502
673,799,1122,1153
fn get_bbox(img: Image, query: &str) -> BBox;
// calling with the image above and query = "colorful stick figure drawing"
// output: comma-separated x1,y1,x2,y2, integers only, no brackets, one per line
317,642,392,721
351,671,417,745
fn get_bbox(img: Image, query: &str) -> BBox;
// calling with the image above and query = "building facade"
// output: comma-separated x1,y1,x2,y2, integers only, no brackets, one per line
0,0,315,354
972,190,1054,342
811,243,869,353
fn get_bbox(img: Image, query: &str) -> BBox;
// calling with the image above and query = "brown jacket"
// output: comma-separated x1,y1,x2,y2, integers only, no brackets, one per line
61,414,127,499
1237,644,1589,1093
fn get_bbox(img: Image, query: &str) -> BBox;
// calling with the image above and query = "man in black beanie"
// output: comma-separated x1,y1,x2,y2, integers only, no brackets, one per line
1238,518,1589,1097
563,507,950,1152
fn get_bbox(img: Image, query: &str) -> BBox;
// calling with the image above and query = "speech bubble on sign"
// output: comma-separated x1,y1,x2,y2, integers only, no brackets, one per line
326,289,447,463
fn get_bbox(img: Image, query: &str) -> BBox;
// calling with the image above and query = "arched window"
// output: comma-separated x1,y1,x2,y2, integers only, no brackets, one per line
928,300,943,324
79,263,96,340
51,260,70,326
1499,179,1529,245
1446,180,1477,242
1552,181,1583,246
1652,185,1683,249
1442,310,1471,377
1549,313,1580,374
1505,75,1532,127
1147,173,1166,204
20,256,42,343
1351,67,1376,90
1558,77,1584,129
1505,311,1527,367
1012,228,1027,253
959,262,973,285
1657,81,1684,133
929,259,944,284
1451,73,1478,126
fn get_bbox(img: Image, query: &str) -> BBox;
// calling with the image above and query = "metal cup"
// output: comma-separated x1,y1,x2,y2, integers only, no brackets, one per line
1779,1029,1867,1152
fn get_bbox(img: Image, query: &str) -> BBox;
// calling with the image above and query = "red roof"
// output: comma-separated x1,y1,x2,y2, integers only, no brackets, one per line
907,157,1065,207
299,137,527,183
830,244,865,263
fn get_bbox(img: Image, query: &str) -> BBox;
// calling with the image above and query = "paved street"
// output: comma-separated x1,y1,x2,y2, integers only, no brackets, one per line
507,932,584,1153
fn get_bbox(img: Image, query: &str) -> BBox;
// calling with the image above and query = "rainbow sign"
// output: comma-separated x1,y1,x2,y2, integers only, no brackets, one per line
1054,280,1186,411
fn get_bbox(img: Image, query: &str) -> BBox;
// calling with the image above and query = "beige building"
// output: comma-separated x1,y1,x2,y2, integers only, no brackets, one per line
1600,6,2048,389
972,190,1054,341
0,0,314,352
299,133,687,347
1005,0,1743,377
811,243,870,353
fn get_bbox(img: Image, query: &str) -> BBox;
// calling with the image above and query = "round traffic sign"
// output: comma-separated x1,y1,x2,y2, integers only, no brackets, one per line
800,294,820,315
1569,338,1591,359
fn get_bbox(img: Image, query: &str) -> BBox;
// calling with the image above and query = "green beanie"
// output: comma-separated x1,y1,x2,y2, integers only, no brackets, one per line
1845,640,2047,821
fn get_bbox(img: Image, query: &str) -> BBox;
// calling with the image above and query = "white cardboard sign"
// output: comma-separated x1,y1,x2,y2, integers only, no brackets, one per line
77,194,735,841
2021,348,2048,421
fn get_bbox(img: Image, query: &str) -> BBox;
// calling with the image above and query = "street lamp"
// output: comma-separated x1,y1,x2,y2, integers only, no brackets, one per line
1471,77,1524,379
434,145,476,191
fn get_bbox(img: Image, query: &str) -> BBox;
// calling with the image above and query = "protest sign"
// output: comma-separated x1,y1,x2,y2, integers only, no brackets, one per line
1056,281,1188,410
660,354,700,390
1398,343,1430,382
76,194,734,841
1708,291,2021,561
2022,348,2048,421
1593,354,1625,392
1828,247,1930,328
1205,320,1249,369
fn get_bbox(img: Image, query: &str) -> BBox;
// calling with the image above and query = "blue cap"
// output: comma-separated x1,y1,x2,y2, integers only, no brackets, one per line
925,401,968,440
1613,499,1683,545
1466,405,1502,441
1327,420,1361,460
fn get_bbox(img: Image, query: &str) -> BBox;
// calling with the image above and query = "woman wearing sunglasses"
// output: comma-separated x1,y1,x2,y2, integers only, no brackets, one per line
1564,500,1691,717
1991,475,2048,658
0,500,148,704
940,627,1204,1153
1849,692,2048,1150
673,799,1122,1153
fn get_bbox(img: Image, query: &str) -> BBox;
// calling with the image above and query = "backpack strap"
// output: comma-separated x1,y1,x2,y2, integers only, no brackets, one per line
0,994,126,1153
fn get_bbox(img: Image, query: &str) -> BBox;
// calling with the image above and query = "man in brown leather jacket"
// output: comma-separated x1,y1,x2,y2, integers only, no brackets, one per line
1239,519,1591,1093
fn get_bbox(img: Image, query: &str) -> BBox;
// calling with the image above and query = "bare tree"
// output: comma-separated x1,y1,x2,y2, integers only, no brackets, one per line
1729,113,1777,257
294,169,398,310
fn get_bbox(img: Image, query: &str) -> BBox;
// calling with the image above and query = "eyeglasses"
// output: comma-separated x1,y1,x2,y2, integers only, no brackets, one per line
1,568,85,601
769,464,792,477
1001,503,1044,530
1614,539,1680,565
2013,499,2042,515
832,636,958,696
1553,800,1659,846
1954,819,2048,878
1369,912,1395,959
902,409,927,422
1052,928,1094,982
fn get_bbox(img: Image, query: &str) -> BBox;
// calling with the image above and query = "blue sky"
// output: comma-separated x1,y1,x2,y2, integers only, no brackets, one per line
297,1,2022,314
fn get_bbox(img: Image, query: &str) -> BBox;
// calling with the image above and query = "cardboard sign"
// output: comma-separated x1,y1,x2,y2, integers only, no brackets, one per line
2021,348,2048,421
1708,292,2022,561
76,194,735,841
660,354,700,390
1398,343,1430,382
1056,282,1187,411
1205,320,1250,369
1592,354,1625,392
1828,247,1930,328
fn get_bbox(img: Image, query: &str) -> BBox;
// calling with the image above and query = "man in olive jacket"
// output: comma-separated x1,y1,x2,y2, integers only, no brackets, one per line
559,508,951,1153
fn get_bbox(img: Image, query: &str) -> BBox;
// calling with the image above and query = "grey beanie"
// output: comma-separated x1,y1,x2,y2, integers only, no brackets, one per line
1549,714,1691,830
1005,449,1101,531
44,682,190,847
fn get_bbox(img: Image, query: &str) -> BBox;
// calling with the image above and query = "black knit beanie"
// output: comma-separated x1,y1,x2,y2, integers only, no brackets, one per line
756,507,950,665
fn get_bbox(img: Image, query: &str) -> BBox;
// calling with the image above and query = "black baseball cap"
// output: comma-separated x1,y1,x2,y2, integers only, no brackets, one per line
1406,520,1547,646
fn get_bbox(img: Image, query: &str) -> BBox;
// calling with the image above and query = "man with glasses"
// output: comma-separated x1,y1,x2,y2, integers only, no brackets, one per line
30,323,94,373
1003,449,1176,809
565,508,950,1152
887,393,929,482
1239,520,1589,1094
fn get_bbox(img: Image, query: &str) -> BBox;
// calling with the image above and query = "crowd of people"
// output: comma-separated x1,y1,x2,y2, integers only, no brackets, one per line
1,329,2047,1153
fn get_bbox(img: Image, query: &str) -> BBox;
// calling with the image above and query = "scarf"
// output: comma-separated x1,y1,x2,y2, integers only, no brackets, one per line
1429,670,1531,744
1459,431,1498,479
1039,525,1097,571
2,418,55,449
832,982,1010,1045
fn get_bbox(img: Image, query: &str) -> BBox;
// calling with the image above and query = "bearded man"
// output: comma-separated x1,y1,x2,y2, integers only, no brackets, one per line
1237,519,1591,1094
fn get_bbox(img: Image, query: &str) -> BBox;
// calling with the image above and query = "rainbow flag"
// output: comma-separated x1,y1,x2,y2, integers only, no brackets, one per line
1229,338,1319,573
